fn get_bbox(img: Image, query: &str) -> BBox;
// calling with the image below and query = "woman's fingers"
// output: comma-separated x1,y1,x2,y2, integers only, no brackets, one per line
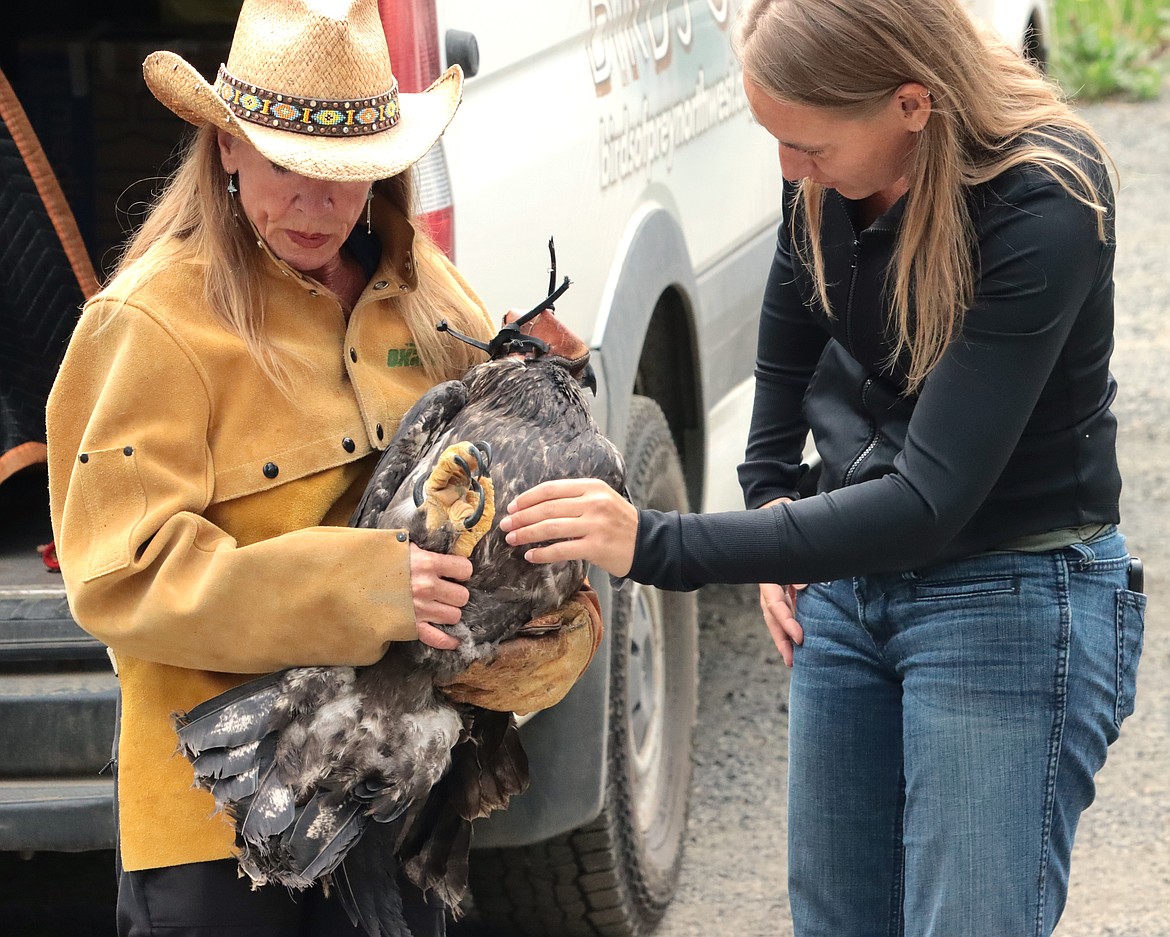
412,596,463,626
408,544,471,648
506,478,598,513
410,545,472,584
759,582,805,667
502,479,627,541
500,479,637,577
417,621,461,650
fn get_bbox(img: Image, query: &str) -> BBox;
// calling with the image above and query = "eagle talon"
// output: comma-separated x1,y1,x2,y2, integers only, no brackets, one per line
418,442,496,557
463,486,487,530
471,441,492,473
453,453,475,481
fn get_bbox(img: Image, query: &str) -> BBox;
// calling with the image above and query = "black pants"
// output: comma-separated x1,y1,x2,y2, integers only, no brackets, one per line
117,858,449,937
116,858,368,936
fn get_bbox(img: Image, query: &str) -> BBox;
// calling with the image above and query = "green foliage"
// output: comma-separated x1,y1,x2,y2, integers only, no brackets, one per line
1051,0,1170,100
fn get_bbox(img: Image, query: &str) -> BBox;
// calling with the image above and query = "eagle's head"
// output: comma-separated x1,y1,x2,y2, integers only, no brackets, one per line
495,308,596,395
435,277,596,394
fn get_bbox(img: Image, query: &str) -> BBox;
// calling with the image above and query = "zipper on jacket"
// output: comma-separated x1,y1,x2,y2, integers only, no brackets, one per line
844,236,862,352
844,376,881,485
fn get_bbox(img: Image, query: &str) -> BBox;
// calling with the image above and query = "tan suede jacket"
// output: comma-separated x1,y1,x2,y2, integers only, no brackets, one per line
46,201,492,871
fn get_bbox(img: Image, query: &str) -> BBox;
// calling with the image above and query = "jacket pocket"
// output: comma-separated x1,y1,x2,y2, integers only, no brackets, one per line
74,445,147,583
1114,588,1146,728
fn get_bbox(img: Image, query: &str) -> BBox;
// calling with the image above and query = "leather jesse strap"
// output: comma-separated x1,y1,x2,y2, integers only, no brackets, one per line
0,68,98,485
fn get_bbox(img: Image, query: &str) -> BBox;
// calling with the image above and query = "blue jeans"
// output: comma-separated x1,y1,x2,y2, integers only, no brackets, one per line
787,528,1145,937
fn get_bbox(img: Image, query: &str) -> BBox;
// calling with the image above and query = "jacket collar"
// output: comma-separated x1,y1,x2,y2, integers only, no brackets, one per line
834,188,907,236
244,193,419,297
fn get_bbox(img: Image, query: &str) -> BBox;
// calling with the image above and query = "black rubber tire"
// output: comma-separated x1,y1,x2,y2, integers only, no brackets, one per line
466,395,699,936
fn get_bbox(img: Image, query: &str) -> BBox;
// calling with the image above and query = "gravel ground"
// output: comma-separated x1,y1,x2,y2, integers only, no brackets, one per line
655,89,1170,937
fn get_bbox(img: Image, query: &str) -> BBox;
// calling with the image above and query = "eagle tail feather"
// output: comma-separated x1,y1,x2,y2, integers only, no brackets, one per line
335,819,446,937
286,791,368,883
173,673,288,755
237,736,297,845
401,809,472,912
462,710,529,820
394,711,526,909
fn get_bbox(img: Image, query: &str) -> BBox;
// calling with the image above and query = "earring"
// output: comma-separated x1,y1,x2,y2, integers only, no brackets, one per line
227,173,238,196
365,188,373,235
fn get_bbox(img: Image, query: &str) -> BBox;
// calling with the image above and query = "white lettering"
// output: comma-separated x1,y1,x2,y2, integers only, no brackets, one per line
589,0,717,93
588,1,613,88
675,0,693,48
597,60,748,189
630,0,653,61
645,0,671,63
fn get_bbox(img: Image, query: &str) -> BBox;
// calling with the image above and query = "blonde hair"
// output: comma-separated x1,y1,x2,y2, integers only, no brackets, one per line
101,124,491,390
734,0,1113,392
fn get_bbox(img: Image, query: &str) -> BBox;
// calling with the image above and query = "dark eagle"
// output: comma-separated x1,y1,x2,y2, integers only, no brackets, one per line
172,252,625,935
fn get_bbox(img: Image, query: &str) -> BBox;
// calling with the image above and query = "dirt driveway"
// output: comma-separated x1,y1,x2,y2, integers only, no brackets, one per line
657,89,1170,937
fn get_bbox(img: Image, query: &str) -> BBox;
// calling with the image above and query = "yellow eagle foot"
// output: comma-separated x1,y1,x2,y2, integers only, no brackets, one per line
413,441,495,557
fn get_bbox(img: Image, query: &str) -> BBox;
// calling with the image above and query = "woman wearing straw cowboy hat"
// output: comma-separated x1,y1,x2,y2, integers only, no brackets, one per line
46,1,597,933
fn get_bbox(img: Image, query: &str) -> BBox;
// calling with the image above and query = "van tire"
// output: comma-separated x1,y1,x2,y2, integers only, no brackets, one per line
467,395,698,936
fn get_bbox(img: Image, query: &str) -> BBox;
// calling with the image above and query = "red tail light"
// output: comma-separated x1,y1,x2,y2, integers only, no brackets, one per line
379,0,441,93
377,0,454,259
417,205,454,256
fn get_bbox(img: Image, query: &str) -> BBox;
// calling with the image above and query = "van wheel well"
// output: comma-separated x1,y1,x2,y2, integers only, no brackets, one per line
632,289,702,508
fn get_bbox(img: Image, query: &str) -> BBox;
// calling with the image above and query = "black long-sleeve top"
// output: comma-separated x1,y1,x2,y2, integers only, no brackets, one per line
630,134,1121,591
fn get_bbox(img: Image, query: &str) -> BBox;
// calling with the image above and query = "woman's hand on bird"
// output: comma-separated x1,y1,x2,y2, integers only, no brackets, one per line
500,479,637,578
408,543,471,649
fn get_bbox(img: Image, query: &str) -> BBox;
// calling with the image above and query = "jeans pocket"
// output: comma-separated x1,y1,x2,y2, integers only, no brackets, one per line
911,575,1020,601
1114,588,1147,728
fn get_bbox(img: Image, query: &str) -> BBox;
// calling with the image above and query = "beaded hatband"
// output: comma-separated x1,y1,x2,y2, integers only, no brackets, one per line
215,65,400,136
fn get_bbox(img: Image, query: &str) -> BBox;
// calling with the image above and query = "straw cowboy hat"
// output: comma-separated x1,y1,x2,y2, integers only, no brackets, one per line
143,0,462,182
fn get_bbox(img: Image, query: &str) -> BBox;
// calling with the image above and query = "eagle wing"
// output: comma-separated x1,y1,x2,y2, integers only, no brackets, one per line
350,379,469,528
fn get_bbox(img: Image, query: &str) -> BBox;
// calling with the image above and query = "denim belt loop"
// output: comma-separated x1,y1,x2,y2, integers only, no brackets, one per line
1069,540,1096,568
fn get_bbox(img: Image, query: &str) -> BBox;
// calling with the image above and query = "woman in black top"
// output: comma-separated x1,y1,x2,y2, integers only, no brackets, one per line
501,0,1146,934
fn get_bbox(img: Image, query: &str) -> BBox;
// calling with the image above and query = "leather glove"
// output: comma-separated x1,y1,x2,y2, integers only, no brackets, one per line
438,584,603,715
